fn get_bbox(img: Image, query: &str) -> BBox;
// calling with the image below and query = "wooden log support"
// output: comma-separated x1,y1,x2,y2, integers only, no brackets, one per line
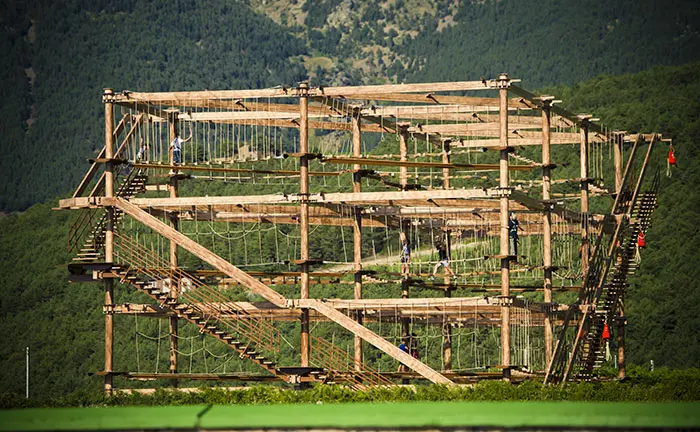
541,99,554,367
441,140,453,372
103,88,115,396
299,83,311,368
352,107,363,372
498,74,511,377
168,114,179,385
580,119,590,277
399,125,409,188
614,133,624,194
617,299,626,379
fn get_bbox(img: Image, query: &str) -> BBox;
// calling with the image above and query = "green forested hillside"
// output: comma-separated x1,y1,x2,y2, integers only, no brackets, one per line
403,0,700,87
0,0,307,211
2,0,700,211
1,62,699,398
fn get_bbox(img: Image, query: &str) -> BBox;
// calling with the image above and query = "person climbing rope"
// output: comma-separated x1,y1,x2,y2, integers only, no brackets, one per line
400,239,411,279
431,241,455,279
508,212,521,257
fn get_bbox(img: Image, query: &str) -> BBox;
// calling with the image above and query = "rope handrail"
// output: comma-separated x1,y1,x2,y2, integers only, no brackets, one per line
309,335,393,388
114,231,281,354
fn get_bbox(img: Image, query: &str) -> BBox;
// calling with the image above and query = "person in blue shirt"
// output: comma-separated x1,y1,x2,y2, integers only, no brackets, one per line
400,240,411,279
398,341,409,372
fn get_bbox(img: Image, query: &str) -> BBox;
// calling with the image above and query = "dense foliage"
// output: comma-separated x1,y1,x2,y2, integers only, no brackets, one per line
1,367,698,408
403,0,700,87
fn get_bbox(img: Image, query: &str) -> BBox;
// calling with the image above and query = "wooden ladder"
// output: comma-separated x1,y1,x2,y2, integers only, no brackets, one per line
69,169,147,262
545,138,659,384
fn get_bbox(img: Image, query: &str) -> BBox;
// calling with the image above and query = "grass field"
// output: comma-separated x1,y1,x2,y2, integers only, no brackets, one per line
1,401,699,431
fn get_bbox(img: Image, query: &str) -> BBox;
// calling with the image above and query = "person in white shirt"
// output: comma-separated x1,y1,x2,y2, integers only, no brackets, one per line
169,131,192,173
136,139,149,162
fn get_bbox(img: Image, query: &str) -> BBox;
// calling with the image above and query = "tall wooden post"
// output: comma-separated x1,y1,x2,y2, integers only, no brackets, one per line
352,107,363,371
498,74,511,376
441,139,451,190
441,139,453,372
617,300,626,378
167,114,179,384
399,125,410,343
400,277,410,384
613,133,625,378
541,99,554,367
614,133,623,195
399,126,409,188
299,83,310,367
103,88,115,395
580,119,590,277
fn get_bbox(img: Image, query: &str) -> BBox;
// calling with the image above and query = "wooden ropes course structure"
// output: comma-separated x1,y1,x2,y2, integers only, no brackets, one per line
58,76,669,393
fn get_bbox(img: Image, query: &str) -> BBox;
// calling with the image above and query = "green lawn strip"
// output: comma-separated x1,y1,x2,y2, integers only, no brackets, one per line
200,402,700,429
0,405,206,431
1,402,699,431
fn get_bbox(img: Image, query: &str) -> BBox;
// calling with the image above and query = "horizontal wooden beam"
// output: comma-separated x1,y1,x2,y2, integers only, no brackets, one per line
321,156,536,171
154,208,388,228
110,80,504,106
111,87,297,103
315,80,499,97
103,188,498,209
178,110,331,122
61,188,509,210
112,300,568,325
114,101,168,119
359,101,527,119
94,371,280,382
199,117,387,133
451,136,596,149
131,162,344,177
